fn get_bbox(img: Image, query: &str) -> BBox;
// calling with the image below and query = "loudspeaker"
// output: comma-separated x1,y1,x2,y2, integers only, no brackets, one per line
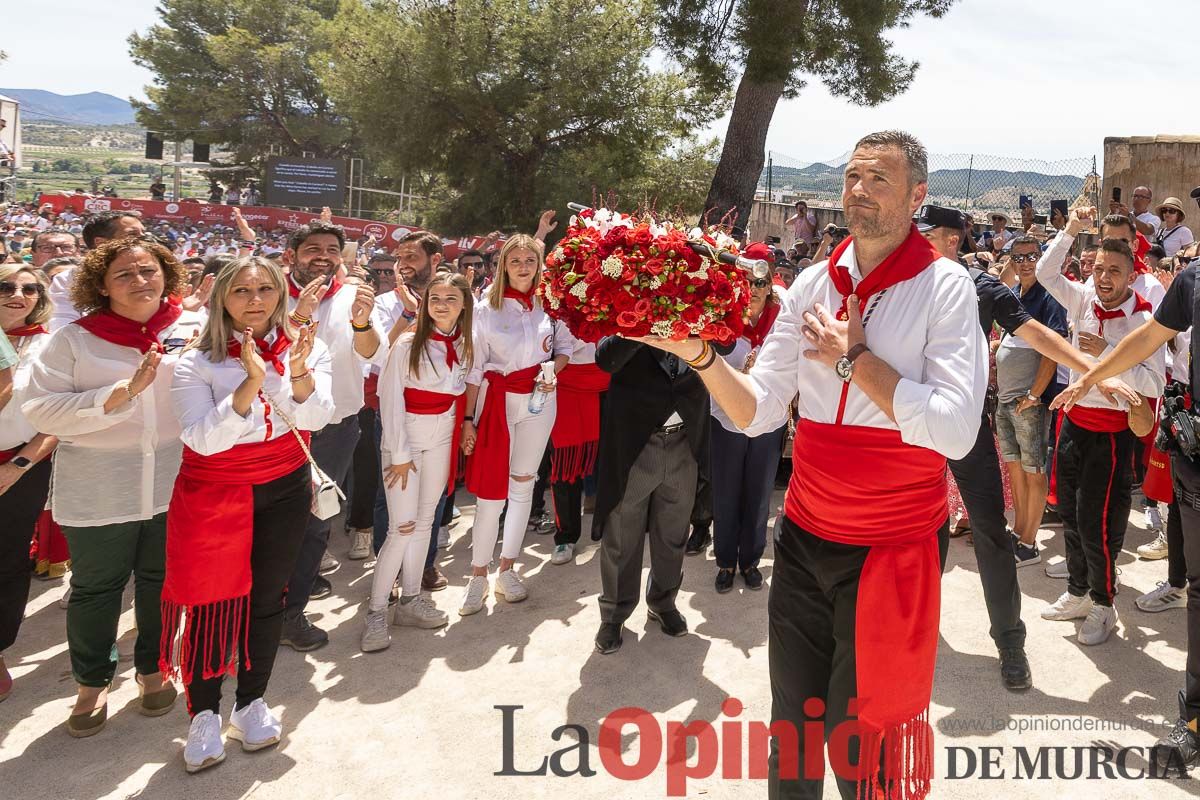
192,142,210,163
145,132,164,160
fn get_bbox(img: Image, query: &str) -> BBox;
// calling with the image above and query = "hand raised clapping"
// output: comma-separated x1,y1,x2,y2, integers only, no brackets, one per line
288,324,315,373
127,345,163,397
239,327,266,383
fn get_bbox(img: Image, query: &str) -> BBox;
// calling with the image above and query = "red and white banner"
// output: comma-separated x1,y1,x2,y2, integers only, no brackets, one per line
37,195,496,260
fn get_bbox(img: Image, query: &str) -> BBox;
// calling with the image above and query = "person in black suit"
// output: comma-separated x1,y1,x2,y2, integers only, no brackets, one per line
591,336,714,654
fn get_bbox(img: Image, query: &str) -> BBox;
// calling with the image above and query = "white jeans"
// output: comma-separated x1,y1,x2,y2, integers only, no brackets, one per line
470,390,556,569
370,410,455,607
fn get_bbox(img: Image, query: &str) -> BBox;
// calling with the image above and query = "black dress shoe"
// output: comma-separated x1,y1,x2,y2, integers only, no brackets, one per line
742,566,764,590
595,623,623,654
998,647,1032,691
309,574,332,600
715,568,736,594
685,528,711,555
1154,718,1200,770
647,608,688,637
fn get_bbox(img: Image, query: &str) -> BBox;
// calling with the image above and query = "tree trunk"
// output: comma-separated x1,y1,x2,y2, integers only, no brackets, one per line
703,74,785,232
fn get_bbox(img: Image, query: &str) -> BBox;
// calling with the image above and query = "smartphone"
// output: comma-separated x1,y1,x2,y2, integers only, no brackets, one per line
1050,200,1069,222
1033,214,1048,225
1112,187,1122,203
1019,195,1032,211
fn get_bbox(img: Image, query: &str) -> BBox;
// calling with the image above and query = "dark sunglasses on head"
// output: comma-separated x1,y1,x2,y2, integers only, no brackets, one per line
1176,254,1198,268
751,277,772,288
0,280,43,298
1010,253,1040,264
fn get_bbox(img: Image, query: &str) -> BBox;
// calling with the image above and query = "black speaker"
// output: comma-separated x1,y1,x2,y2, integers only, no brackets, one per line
145,132,164,160
192,142,210,163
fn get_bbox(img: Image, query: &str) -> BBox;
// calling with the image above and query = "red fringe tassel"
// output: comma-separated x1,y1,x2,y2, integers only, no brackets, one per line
159,595,250,685
550,440,598,485
857,709,933,800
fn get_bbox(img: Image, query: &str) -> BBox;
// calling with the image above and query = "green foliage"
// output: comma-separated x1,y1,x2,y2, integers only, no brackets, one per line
128,0,354,169
51,157,87,173
324,0,722,232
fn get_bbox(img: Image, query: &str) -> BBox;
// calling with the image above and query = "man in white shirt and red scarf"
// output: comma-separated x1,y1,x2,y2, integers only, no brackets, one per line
640,131,986,799
1034,209,1165,645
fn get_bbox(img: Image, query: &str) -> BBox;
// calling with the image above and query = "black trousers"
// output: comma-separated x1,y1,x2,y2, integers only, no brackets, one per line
0,458,52,653
186,464,312,716
553,479,584,546
1168,501,1187,589
1169,454,1200,721
690,444,713,533
947,415,1026,650
768,518,947,800
711,421,785,571
348,407,380,530
1056,418,1135,606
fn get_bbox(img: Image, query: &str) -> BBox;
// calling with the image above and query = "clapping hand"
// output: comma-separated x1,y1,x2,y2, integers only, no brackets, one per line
182,273,215,312
232,207,256,242
239,327,266,383
288,324,315,373
295,274,330,320
128,345,163,397
351,283,376,327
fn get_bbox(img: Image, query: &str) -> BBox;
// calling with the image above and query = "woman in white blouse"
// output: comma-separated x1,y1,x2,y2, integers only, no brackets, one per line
361,272,473,652
0,264,58,703
165,255,333,773
23,237,204,737
460,235,571,615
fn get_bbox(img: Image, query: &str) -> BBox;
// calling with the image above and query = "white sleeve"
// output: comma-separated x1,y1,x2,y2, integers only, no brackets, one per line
467,309,489,386
356,314,390,369
1035,231,1089,319
271,340,336,432
890,273,989,460
552,318,576,359
170,351,255,456
21,331,139,436
378,338,412,465
744,286,803,436
47,268,81,332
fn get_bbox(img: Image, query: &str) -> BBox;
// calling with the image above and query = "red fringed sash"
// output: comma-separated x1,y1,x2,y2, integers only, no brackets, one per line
464,364,541,500
787,420,942,800
403,387,467,496
160,433,309,684
550,363,610,484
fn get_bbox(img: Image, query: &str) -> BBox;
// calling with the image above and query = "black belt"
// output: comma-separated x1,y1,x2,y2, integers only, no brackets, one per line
659,422,685,434
1179,486,1200,511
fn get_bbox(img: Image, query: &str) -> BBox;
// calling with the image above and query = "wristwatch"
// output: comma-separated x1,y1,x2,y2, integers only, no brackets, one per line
10,456,32,470
834,344,869,383
1025,391,1041,404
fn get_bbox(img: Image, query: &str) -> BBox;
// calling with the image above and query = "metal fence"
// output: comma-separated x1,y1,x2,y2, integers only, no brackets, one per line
759,149,1100,220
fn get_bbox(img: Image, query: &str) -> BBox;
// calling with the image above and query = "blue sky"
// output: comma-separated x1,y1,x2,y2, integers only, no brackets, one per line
1,0,1186,165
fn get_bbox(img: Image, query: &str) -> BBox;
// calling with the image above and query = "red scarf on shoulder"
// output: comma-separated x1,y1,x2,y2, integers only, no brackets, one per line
288,274,344,301
6,324,48,338
503,286,535,311
74,296,182,352
743,301,781,350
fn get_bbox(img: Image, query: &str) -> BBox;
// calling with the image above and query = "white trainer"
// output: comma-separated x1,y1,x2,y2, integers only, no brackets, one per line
1077,604,1118,646
1041,591,1093,621
228,698,281,751
495,569,528,603
393,596,449,629
1044,560,1069,579
360,608,391,652
1137,531,1169,560
437,526,450,550
1136,581,1188,613
184,710,225,773
318,550,339,575
347,528,372,560
551,543,575,565
459,575,490,616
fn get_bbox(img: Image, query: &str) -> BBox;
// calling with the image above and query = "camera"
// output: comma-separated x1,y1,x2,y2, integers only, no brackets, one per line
1157,382,1199,458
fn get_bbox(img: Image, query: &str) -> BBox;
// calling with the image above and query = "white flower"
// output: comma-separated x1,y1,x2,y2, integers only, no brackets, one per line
685,258,710,280
651,320,675,338
601,256,624,278
547,292,561,310
569,280,589,300
648,275,663,290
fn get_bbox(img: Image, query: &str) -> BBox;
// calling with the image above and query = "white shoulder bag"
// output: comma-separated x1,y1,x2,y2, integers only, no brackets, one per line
270,399,345,521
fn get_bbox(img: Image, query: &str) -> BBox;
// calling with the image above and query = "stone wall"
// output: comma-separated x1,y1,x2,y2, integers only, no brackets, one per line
748,201,845,248
1103,136,1200,239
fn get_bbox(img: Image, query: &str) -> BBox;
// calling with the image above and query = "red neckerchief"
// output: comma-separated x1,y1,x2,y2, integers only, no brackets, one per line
744,300,780,350
1093,291,1152,336
6,323,48,338
429,326,461,371
288,274,343,301
826,224,941,320
74,296,183,353
227,327,292,375
503,286,535,311
1135,232,1152,274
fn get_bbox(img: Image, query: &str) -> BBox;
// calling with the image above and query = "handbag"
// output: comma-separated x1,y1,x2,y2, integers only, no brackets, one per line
269,398,345,521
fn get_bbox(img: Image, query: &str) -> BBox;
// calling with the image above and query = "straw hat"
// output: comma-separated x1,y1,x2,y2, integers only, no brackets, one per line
990,211,1011,226
1158,197,1187,222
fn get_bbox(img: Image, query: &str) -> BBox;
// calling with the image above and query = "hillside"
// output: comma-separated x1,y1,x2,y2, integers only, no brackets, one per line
0,88,136,125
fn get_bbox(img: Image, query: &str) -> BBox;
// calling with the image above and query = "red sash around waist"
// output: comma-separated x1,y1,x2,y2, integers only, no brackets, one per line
0,446,20,465
550,363,610,484
465,364,542,501
786,419,942,799
160,433,309,684
1066,404,1127,433
404,387,467,496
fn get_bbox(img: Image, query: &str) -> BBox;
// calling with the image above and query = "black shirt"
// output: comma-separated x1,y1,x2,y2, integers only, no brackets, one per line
1155,264,1196,387
970,268,1032,336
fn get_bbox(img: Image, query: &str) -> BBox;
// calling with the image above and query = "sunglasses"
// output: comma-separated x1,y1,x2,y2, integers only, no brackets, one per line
160,337,188,354
1162,208,1181,215
1132,194,1152,200
1009,253,1040,264
751,277,772,288
1176,255,1198,268
0,280,43,298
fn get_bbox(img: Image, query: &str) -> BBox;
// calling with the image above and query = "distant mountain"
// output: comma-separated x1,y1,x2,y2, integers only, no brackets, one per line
0,89,136,126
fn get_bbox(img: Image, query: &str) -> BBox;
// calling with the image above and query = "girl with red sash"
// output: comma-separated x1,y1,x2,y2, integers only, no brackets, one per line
461,235,571,615
25,237,204,739
360,273,473,652
165,255,333,773
0,265,58,704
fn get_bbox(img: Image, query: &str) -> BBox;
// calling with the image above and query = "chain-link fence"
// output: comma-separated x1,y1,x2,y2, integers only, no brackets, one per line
759,150,1101,220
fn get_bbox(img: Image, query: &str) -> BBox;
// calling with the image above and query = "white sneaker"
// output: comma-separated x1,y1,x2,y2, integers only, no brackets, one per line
319,550,339,575
228,698,281,751
459,575,490,616
347,528,372,560
437,526,450,550
551,543,575,565
1044,560,1069,578
393,596,449,629
1136,581,1188,613
360,608,391,652
495,569,528,603
1146,505,1164,532
184,710,225,773
1077,604,1118,646
1137,531,1169,560
1041,591,1093,621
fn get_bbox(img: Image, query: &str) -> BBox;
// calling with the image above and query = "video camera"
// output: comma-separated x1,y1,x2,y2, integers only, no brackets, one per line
1156,382,1199,459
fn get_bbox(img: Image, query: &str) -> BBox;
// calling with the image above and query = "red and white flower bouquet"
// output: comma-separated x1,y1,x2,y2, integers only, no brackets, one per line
540,206,753,345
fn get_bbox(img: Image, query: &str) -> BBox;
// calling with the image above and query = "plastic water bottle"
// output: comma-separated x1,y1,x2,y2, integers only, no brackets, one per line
528,362,557,414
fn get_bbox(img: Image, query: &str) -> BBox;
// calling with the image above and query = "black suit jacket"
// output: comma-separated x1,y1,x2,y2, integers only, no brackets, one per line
591,337,712,535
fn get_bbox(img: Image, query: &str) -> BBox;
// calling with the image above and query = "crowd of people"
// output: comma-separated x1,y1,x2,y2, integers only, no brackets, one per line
3,129,1200,797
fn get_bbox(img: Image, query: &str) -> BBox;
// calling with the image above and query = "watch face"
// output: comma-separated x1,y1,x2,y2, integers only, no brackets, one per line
834,357,852,381
11,456,31,469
